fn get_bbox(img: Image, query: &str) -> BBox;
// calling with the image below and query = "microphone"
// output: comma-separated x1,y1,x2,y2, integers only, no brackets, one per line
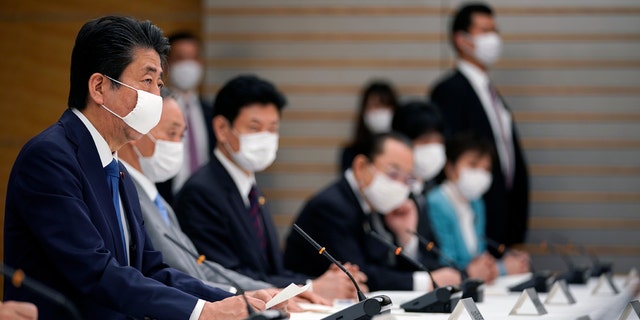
496,241,554,293
163,234,286,320
1,263,82,320
550,242,590,285
291,224,392,320
409,230,484,303
366,230,458,313
576,244,612,277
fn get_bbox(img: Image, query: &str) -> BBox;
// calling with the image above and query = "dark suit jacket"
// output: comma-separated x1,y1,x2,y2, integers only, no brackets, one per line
430,70,530,249
174,155,308,288
283,177,443,291
4,109,231,320
157,96,215,204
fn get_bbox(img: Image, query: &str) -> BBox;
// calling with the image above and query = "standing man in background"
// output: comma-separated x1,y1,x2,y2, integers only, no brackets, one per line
430,2,530,252
159,31,215,204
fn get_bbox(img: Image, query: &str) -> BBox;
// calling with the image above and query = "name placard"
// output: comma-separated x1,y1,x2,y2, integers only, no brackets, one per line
591,272,620,295
448,298,484,320
618,300,640,320
624,268,639,287
509,287,548,316
544,279,577,305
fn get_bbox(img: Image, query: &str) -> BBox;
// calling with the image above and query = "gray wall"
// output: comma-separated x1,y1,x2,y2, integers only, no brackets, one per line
203,0,640,273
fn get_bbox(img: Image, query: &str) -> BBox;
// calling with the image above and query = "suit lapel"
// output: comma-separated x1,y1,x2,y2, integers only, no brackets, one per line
62,110,128,265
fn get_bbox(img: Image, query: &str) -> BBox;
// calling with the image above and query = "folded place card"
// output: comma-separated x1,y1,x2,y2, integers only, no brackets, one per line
448,298,484,320
544,279,576,305
509,287,548,316
624,268,639,287
618,300,640,320
591,272,619,295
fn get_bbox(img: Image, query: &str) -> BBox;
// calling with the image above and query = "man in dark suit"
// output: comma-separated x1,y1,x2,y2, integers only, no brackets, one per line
157,31,216,204
430,2,530,251
284,133,462,292
174,75,366,300
4,16,272,319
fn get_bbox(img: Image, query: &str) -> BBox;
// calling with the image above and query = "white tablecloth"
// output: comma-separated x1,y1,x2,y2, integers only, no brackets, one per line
290,273,639,320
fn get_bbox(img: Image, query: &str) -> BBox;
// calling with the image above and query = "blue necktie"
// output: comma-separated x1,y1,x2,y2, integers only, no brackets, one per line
153,195,171,226
104,159,128,261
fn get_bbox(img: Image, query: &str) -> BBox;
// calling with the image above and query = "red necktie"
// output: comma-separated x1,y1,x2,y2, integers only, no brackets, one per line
248,185,267,259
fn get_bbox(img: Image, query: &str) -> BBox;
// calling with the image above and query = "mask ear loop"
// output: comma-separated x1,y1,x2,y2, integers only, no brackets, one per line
132,133,157,159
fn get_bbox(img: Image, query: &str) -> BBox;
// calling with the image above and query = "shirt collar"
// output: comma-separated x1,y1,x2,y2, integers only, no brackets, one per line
344,169,371,214
457,59,490,89
214,148,255,207
121,160,158,202
72,108,116,167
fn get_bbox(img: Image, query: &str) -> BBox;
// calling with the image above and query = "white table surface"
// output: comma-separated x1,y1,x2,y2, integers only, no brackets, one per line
290,273,639,320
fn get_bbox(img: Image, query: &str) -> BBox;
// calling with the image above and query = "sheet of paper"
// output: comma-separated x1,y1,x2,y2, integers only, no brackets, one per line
266,282,311,309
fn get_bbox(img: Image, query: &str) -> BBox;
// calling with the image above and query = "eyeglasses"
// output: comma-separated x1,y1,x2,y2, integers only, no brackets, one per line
372,165,418,186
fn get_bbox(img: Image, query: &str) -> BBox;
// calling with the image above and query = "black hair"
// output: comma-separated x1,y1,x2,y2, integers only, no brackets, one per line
450,3,494,50
391,100,444,140
358,132,413,162
68,15,170,110
445,131,494,164
213,74,287,124
347,80,399,150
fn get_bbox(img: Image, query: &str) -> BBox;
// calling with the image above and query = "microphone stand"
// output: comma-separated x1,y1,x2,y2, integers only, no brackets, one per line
410,230,484,303
494,241,554,293
366,230,458,313
164,234,286,320
552,243,590,285
578,244,612,278
292,225,392,320
1,263,83,320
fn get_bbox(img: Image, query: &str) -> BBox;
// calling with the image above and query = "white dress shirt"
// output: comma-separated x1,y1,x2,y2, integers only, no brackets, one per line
214,148,256,207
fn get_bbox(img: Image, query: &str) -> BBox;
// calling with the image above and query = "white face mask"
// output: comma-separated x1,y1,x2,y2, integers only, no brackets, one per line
456,167,493,201
101,75,163,135
169,60,203,91
362,168,411,214
471,32,502,67
364,109,393,134
413,143,446,181
226,131,279,173
134,134,184,183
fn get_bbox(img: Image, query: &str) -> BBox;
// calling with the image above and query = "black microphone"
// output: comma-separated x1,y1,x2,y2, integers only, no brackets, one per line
1,263,82,320
163,234,286,320
291,224,392,320
550,242,590,285
576,244,612,278
500,241,554,293
409,230,484,303
365,230,457,313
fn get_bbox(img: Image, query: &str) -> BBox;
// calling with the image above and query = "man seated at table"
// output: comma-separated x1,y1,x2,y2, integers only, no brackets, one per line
284,132,464,292
174,75,367,300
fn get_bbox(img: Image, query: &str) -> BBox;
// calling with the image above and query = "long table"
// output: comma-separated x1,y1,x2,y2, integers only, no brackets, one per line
291,272,639,320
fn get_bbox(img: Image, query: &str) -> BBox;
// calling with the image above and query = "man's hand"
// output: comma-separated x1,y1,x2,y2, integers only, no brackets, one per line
502,250,530,275
430,267,462,288
0,301,37,320
199,295,265,320
466,253,498,284
312,263,368,300
383,199,418,246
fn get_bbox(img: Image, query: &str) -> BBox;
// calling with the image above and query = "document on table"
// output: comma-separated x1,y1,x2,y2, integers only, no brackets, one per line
266,283,311,309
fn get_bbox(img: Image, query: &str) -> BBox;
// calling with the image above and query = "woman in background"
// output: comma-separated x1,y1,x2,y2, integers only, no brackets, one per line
340,80,399,172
